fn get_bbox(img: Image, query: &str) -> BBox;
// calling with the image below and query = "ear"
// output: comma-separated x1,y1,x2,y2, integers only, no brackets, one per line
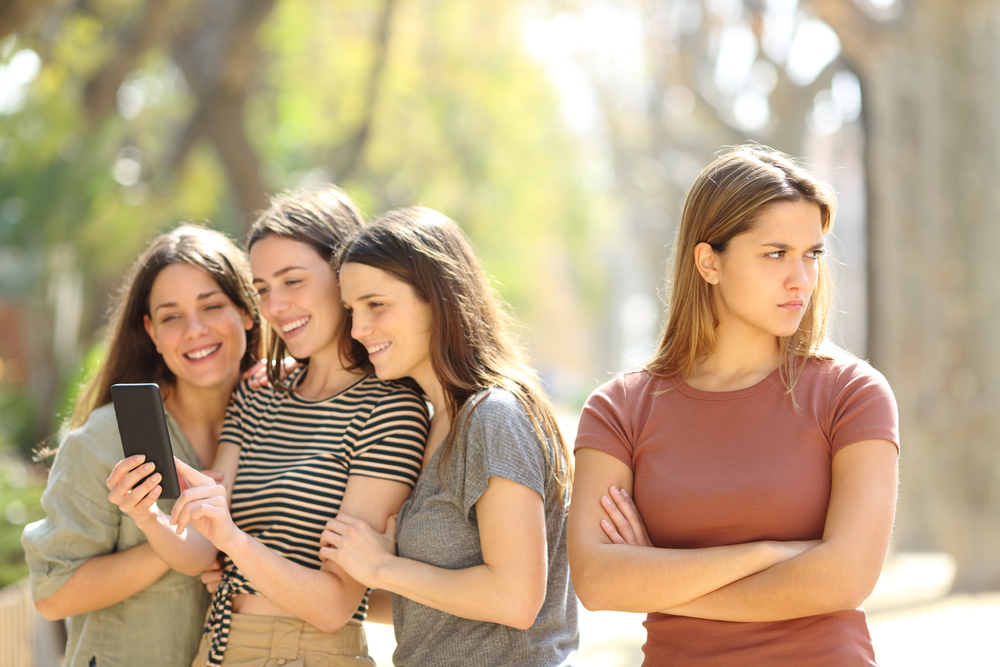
241,309,254,331
143,314,161,353
693,242,720,285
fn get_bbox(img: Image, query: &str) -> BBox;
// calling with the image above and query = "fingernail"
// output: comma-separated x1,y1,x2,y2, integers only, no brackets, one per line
144,462,155,471
621,489,630,499
611,486,620,495
601,496,611,505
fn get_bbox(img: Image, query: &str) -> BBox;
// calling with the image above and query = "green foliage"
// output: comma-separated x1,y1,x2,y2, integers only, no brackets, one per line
0,456,45,588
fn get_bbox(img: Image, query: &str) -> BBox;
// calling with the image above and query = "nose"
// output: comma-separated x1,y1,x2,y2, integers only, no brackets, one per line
263,291,289,321
183,312,209,339
350,311,372,341
786,258,812,292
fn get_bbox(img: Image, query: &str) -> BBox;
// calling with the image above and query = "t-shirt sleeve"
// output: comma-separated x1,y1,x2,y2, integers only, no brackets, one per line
349,386,429,488
20,418,123,601
218,378,254,450
829,361,900,455
459,390,549,518
574,374,635,469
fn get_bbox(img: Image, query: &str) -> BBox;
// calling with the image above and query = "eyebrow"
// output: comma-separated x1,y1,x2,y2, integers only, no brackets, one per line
252,266,308,283
760,242,825,250
152,290,223,313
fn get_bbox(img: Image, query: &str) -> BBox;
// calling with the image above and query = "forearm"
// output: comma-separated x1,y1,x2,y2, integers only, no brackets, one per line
373,555,541,630
226,530,366,633
34,543,170,620
135,510,218,576
663,539,881,621
571,540,796,614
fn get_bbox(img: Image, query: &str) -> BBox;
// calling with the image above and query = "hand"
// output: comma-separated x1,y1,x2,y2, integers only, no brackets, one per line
107,455,164,528
169,459,239,551
242,357,300,388
200,555,225,594
600,486,653,547
319,514,396,589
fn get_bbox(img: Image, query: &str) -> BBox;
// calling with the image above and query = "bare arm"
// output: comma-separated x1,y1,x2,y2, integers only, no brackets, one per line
568,448,812,613
322,476,548,630
660,439,898,621
175,466,411,633
34,543,170,620
105,456,220,576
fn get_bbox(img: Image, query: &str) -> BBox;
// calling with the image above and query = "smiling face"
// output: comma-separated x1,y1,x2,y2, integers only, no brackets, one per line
338,262,434,389
249,235,345,366
702,199,825,343
143,263,253,393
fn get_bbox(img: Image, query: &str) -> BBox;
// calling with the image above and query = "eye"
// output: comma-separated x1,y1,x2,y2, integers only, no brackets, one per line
765,251,785,259
160,313,179,323
368,301,384,310
806,249,825,260
285,278,301,287
256,286,269,297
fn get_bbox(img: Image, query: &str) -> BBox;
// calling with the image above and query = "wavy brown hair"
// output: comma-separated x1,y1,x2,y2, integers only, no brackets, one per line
247,186,369,390
71,225,261,428
337,207,573,500
648,144,836,395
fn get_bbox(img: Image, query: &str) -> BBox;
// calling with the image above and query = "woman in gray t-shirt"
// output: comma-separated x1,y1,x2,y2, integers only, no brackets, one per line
323,207,579,667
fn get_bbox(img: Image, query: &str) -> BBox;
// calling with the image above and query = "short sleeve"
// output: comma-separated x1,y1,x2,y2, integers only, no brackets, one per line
574,375,635,469
349,385,429,488
219,378,255,450
458,390,548,517
829,361,900,455
21,417,122,601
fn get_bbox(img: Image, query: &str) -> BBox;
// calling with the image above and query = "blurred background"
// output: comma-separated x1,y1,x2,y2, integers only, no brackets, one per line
1,0,998,663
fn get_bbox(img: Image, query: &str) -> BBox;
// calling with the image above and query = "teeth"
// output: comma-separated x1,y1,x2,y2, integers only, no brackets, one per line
281,316,309,333
186,344,220,360
366,342,390,354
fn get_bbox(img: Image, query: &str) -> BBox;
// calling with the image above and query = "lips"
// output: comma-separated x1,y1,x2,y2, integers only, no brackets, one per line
366,342,390,357
184,344,221,360
779,300,804,312
280,315,310,334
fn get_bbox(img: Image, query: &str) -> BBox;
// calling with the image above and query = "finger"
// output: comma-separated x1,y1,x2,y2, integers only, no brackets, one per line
242,359,266,380
174,458,213,487
106,455,146,490
601,494,637,544
133,478,163,513
170,483,226,525
613,487,652,546
384,514,397,538
202,469,225,482
109,463,156,505
601,519,627,545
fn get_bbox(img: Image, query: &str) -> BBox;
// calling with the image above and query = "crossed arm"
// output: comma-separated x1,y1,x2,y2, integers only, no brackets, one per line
568,440,898,621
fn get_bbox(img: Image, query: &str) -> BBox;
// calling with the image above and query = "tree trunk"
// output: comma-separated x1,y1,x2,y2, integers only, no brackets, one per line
814,0,1000,590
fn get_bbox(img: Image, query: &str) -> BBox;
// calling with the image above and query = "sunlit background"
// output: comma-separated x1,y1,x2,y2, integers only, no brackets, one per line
2,0,999,664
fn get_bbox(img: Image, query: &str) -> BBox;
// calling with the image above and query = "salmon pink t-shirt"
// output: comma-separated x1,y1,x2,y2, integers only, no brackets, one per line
575,356,899,666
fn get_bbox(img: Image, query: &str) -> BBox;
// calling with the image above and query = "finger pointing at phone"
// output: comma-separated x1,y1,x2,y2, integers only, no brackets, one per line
170,459,239,551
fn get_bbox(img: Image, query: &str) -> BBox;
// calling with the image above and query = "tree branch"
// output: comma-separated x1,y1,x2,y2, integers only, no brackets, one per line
336,0,399,180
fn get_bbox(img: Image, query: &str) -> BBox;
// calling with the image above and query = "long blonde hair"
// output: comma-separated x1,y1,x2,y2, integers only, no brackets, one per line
648,144,836,394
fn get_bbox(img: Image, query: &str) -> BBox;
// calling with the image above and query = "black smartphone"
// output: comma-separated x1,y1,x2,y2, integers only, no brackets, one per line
110,383,181,499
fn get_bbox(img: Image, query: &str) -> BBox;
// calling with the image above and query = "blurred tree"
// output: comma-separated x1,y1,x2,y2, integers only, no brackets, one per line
0,0,601,454
808,0,1000,591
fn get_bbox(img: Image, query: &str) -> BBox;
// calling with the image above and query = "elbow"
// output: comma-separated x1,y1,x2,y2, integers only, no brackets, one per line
568,555,621,612
34,596,66,622
501,595,544,630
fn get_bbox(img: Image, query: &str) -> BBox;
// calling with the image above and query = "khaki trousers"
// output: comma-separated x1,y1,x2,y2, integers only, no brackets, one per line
192,613,376,667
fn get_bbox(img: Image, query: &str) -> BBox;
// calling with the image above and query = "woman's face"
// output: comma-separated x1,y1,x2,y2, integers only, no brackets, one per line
143,263,253,393
250,235,344,363
338,262,434,388
706,199,825,341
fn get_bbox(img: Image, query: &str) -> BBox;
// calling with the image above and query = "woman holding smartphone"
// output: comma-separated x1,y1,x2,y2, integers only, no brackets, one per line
21,225,261,667
107,187,429,667
320,207,578,667
569,145,899,666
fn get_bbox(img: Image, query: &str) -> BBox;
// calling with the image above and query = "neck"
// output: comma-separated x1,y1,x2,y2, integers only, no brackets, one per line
162,380,233,463
296,350,362,400
689,319,781,392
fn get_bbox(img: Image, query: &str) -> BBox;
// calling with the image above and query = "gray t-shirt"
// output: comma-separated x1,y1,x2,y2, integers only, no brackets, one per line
391,389,579,667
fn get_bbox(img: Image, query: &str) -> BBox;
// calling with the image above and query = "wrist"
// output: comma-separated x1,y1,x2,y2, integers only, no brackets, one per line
218,527,250,560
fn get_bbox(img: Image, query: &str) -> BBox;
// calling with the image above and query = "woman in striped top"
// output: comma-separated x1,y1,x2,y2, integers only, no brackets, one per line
108,188,429,667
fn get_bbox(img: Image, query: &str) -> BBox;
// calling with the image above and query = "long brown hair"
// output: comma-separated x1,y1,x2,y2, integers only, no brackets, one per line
247,186,369,390
72,225,261,428
648,144,836,394
338,207,573,500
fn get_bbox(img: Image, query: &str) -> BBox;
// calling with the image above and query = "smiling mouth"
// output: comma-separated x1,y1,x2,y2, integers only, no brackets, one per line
366,342,390,355
280,316,310,333
185,344,220,360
